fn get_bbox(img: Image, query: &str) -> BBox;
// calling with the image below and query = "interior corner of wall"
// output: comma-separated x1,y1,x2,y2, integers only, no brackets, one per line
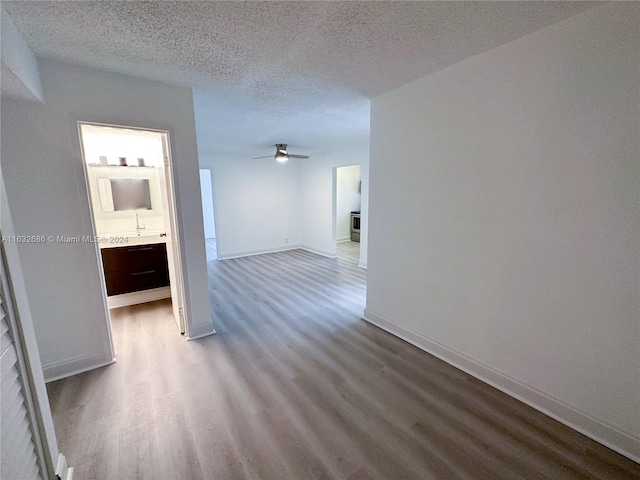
1,9,45,103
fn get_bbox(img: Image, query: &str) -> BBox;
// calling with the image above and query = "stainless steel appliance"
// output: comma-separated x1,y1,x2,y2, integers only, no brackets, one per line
350,211,360,242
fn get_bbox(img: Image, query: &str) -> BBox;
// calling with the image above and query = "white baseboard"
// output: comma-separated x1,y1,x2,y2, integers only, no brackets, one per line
300,246,337,258
337,237,351,243
362,308,640,463
187,321,216,340
217,245,300,260
56,453,73,480
107,286,171,309
218,245,340,261
43,353,115,383
358,260,367,269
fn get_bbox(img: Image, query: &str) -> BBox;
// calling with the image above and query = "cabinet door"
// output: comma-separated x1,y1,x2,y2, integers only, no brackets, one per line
101,247,128,273
1,245,57,479
102,243,169,296
127,269,170,293
126,244,167,272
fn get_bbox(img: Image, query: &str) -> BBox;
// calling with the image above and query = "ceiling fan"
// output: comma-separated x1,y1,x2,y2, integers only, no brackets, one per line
252,144,310,163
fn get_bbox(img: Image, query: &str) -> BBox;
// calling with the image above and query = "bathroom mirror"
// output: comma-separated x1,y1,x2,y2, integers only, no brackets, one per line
97,178,152,212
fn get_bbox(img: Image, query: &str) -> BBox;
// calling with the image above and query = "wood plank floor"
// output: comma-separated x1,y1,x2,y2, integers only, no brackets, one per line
47,244,639,479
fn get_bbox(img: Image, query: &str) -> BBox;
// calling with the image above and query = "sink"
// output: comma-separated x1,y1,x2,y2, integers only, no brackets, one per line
98,231,166,248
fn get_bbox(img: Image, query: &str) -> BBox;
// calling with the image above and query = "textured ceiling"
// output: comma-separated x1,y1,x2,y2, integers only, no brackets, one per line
3,1,597,159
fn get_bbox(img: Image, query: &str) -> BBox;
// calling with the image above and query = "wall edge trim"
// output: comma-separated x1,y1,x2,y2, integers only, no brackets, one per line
300,246,337,258
106,286,171,309
186,322,216,340
43,353,115,383
362,308,640,462
217,245,301,260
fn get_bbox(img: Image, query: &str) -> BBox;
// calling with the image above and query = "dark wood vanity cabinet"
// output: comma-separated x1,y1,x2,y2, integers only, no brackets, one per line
101,243,169,296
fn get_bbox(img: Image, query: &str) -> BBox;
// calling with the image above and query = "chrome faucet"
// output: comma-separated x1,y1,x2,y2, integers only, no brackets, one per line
135,213,146,234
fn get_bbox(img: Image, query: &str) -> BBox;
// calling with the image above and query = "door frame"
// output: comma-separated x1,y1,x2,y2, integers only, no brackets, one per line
333,164,362,251
75,121,189,350
160,131,187,333
198,166,220,257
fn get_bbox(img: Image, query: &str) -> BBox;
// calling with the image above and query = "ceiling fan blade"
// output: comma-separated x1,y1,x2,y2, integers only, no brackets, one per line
288,154,310,159
252,155,275,159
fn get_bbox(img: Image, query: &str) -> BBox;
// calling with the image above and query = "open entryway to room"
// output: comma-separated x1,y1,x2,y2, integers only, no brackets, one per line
78,123,188,354
335,164,362,264
199,168,218,261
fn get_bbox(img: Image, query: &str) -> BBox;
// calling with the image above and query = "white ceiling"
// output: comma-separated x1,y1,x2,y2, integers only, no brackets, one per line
3,1,597,159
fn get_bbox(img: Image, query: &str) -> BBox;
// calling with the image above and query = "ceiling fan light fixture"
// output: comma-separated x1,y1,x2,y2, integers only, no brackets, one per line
252,144,309,161
275,144,289,163
275,151,289,162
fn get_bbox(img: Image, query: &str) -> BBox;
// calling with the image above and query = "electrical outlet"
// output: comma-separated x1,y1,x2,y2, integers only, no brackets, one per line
285,238,289,244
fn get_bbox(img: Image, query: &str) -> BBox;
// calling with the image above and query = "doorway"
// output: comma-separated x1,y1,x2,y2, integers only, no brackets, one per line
78,123,187,346
199,168,218,261
335,165,362,261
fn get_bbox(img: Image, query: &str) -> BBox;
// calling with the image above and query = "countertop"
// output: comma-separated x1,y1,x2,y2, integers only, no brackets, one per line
98,232,166,249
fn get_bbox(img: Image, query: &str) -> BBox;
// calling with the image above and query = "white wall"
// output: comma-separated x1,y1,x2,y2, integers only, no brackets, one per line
199,169,216,239
1,60,213,380
196,138,369,266
366,3,639,459
299,138,370,265
198,155,301,259
336,165,361,241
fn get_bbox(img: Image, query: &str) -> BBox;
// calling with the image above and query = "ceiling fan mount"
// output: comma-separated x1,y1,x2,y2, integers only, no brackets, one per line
253,144,310,162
